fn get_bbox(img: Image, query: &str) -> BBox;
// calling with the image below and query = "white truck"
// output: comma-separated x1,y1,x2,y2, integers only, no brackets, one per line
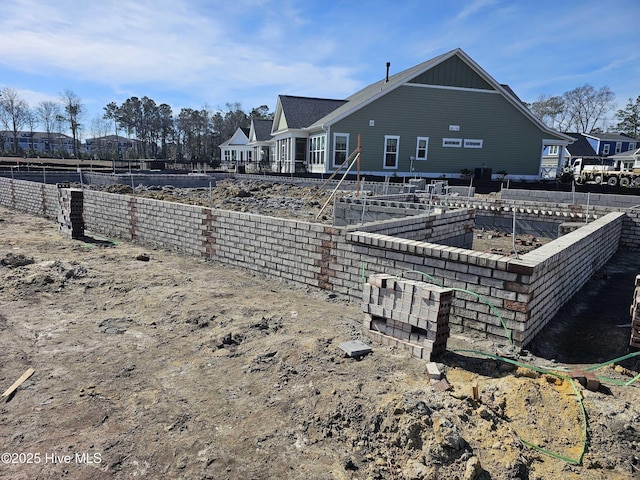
567,158,640,187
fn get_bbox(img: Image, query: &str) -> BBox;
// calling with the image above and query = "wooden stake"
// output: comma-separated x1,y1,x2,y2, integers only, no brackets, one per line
2,368,35,399
356,134,361,198
472,380,479,401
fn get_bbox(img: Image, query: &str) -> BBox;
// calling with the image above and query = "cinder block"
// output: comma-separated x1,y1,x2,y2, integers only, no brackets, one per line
426,362,442,380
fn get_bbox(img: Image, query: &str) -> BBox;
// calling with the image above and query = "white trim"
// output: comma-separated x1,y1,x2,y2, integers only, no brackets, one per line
415,137,429,160
463,139,483,149
332,132,349,168
308,133,326,166
383,135,400,169
442,138,462,148
404,83,500,94
345,169,542,181
542,138,569,146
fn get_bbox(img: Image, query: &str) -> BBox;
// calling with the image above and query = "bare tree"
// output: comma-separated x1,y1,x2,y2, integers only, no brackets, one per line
25,108,39,155
0,87,29,155
89,115,112,159
36,101,62,155
562,84,615,133
59,90,83,158
529,94,568,131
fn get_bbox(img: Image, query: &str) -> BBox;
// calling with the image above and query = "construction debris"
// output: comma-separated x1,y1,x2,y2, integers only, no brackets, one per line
338,340,372,358
2,367,35,400
569,369,601,392
426,362,443,380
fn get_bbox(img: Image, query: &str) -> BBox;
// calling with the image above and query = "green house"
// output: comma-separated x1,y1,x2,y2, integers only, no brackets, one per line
266,48,572,179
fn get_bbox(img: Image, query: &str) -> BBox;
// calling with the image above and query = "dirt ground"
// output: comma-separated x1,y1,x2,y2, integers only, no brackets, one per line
1,201,639,479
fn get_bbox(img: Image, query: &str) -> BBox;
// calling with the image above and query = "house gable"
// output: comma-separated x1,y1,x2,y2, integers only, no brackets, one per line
309,48,567,142
272,95,347,135
248,119,273,143
408,54,494,91
220,127,249,147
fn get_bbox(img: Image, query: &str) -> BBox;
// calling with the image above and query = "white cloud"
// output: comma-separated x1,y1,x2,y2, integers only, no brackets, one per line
455,0,502,21
0,0,361,106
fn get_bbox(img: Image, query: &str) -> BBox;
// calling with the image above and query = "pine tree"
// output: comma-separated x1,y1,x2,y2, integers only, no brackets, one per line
615,96,640,138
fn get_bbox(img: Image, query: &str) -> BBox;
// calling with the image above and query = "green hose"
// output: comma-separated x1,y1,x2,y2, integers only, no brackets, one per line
359,268,638,464
584,351,640,372
398,269,513,346
453,349,587,465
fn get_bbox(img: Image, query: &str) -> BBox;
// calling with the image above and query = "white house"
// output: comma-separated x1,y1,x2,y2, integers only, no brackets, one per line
219,127,252,168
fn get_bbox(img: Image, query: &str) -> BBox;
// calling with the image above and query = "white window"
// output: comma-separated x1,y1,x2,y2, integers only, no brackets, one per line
464,139,483,149
442,138,462,148
309,135,325,165
603,144,610,155
548,145,559,155
616,142,622,153
415,137,429,160
630,142,636,150
333,133,349,167
383,135,400,169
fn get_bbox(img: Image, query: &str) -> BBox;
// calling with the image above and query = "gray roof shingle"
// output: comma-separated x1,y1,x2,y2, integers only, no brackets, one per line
278,95,347,129
565,133,598,157
252,119,274,141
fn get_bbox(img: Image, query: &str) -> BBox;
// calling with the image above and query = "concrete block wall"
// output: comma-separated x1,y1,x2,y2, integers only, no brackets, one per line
334,196,430,226
621,209,640,250
502,188,640,209
0,171,83,185
208,210,334,289
344,211,624,345
0,177,631,347
83,191,212,257
515,212,624,344
436,196,611,224
350,208,474,248
0,176,58,219
85,172,216,188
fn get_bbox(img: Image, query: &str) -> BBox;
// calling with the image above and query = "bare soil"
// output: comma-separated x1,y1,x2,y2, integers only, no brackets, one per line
0,203,639,480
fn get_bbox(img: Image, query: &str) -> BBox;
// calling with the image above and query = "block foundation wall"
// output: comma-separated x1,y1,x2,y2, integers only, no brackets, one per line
0,176,631,347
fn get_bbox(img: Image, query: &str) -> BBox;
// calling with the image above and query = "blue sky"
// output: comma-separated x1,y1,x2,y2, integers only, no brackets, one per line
1,0,639,136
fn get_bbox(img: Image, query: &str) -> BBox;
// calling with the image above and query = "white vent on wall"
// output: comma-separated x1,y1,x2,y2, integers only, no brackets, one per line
449,125,460,131
369,120,375,127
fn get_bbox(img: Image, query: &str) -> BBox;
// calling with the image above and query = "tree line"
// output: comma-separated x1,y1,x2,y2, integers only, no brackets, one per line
527,84,639,137
0,86,273,163
1,83,638,163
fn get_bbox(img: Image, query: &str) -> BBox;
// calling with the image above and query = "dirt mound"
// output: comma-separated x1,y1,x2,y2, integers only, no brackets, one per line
1,252,35,268
89,179,341,222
